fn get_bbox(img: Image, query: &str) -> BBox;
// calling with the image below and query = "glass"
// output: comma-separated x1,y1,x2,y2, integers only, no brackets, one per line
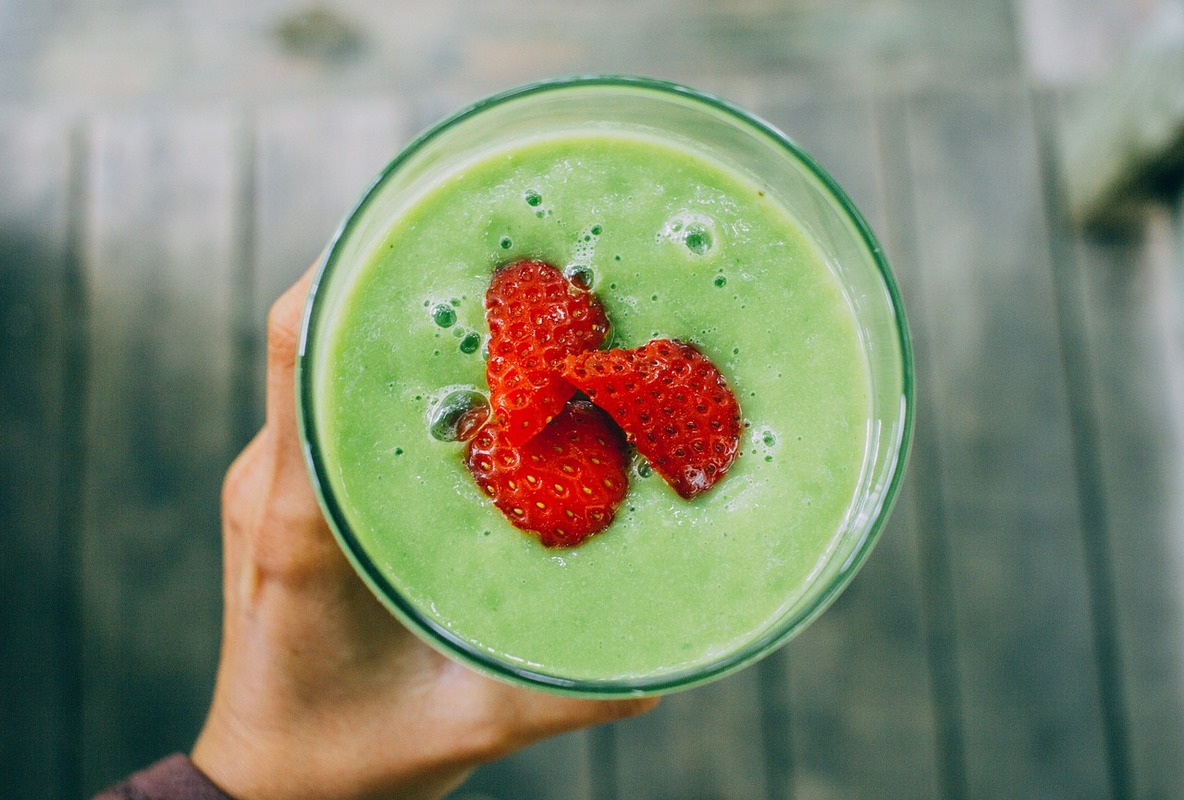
298,76,915,696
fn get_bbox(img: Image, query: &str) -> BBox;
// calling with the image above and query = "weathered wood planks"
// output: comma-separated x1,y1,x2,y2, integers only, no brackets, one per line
0,110,82,800
0,0,1022,108
77,108,240,792
895,85,1112,799
1048,185,1184,796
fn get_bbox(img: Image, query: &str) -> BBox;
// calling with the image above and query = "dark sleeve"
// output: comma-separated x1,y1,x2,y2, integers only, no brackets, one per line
92,754,233,800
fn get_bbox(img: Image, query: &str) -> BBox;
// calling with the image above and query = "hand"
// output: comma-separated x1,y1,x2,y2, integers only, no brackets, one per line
191,266,658,800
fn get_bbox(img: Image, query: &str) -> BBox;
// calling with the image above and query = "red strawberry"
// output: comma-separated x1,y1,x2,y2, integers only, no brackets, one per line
465,400,629,547
484,260,609,446
562,339,742,499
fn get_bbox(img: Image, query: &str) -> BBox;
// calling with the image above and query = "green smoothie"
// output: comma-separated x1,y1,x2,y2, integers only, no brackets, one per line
312,130,870,684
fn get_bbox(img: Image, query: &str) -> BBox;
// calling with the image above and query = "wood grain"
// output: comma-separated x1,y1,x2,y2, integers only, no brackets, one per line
899,85,1110,799
77,108,239,792
0,110,81,800
1063,209,1184,798
613,675,770,800
874,92,972,800
0,0,1023,107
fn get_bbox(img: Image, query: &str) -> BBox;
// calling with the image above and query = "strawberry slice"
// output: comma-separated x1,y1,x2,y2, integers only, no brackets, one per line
484,260,609,446
465,400,629,547
562,339,742,499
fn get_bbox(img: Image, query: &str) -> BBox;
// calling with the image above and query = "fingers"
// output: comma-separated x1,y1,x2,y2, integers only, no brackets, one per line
231,263,351,586
265,264,318,461
512,693,660,742
261,262,328,518
464,683,659,760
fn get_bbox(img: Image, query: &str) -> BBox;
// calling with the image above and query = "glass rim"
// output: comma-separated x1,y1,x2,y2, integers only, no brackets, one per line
297,74,916,696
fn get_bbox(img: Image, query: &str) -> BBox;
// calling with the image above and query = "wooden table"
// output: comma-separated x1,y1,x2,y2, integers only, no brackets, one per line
3,17,1184,800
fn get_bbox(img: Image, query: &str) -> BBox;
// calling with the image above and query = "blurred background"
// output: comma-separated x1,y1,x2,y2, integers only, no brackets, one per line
2,0,1183,798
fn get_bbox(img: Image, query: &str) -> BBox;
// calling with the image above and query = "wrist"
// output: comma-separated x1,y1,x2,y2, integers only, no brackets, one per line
191,706,285,800
192,699,475,800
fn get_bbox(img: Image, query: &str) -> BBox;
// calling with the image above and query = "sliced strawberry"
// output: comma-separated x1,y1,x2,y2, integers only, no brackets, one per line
562,339,742,500
465,400,629,547
484,260,609,446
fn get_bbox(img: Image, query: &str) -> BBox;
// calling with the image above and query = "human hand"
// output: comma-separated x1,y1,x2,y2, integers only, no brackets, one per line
191,266,658,800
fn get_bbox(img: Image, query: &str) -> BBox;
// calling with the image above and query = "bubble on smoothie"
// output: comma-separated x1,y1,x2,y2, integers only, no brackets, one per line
684,224,713,255
565,223,603,286
458,331,482,354
431,303,457,328
632,454,653,479
658,211,718,257
523,190,554,218
600,317,616,350
428,388,490,442
754,426,779,461
564,264,594,289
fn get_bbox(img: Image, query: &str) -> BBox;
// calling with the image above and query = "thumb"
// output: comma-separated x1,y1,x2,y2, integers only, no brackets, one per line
265,264,318,464
238,263,351,584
